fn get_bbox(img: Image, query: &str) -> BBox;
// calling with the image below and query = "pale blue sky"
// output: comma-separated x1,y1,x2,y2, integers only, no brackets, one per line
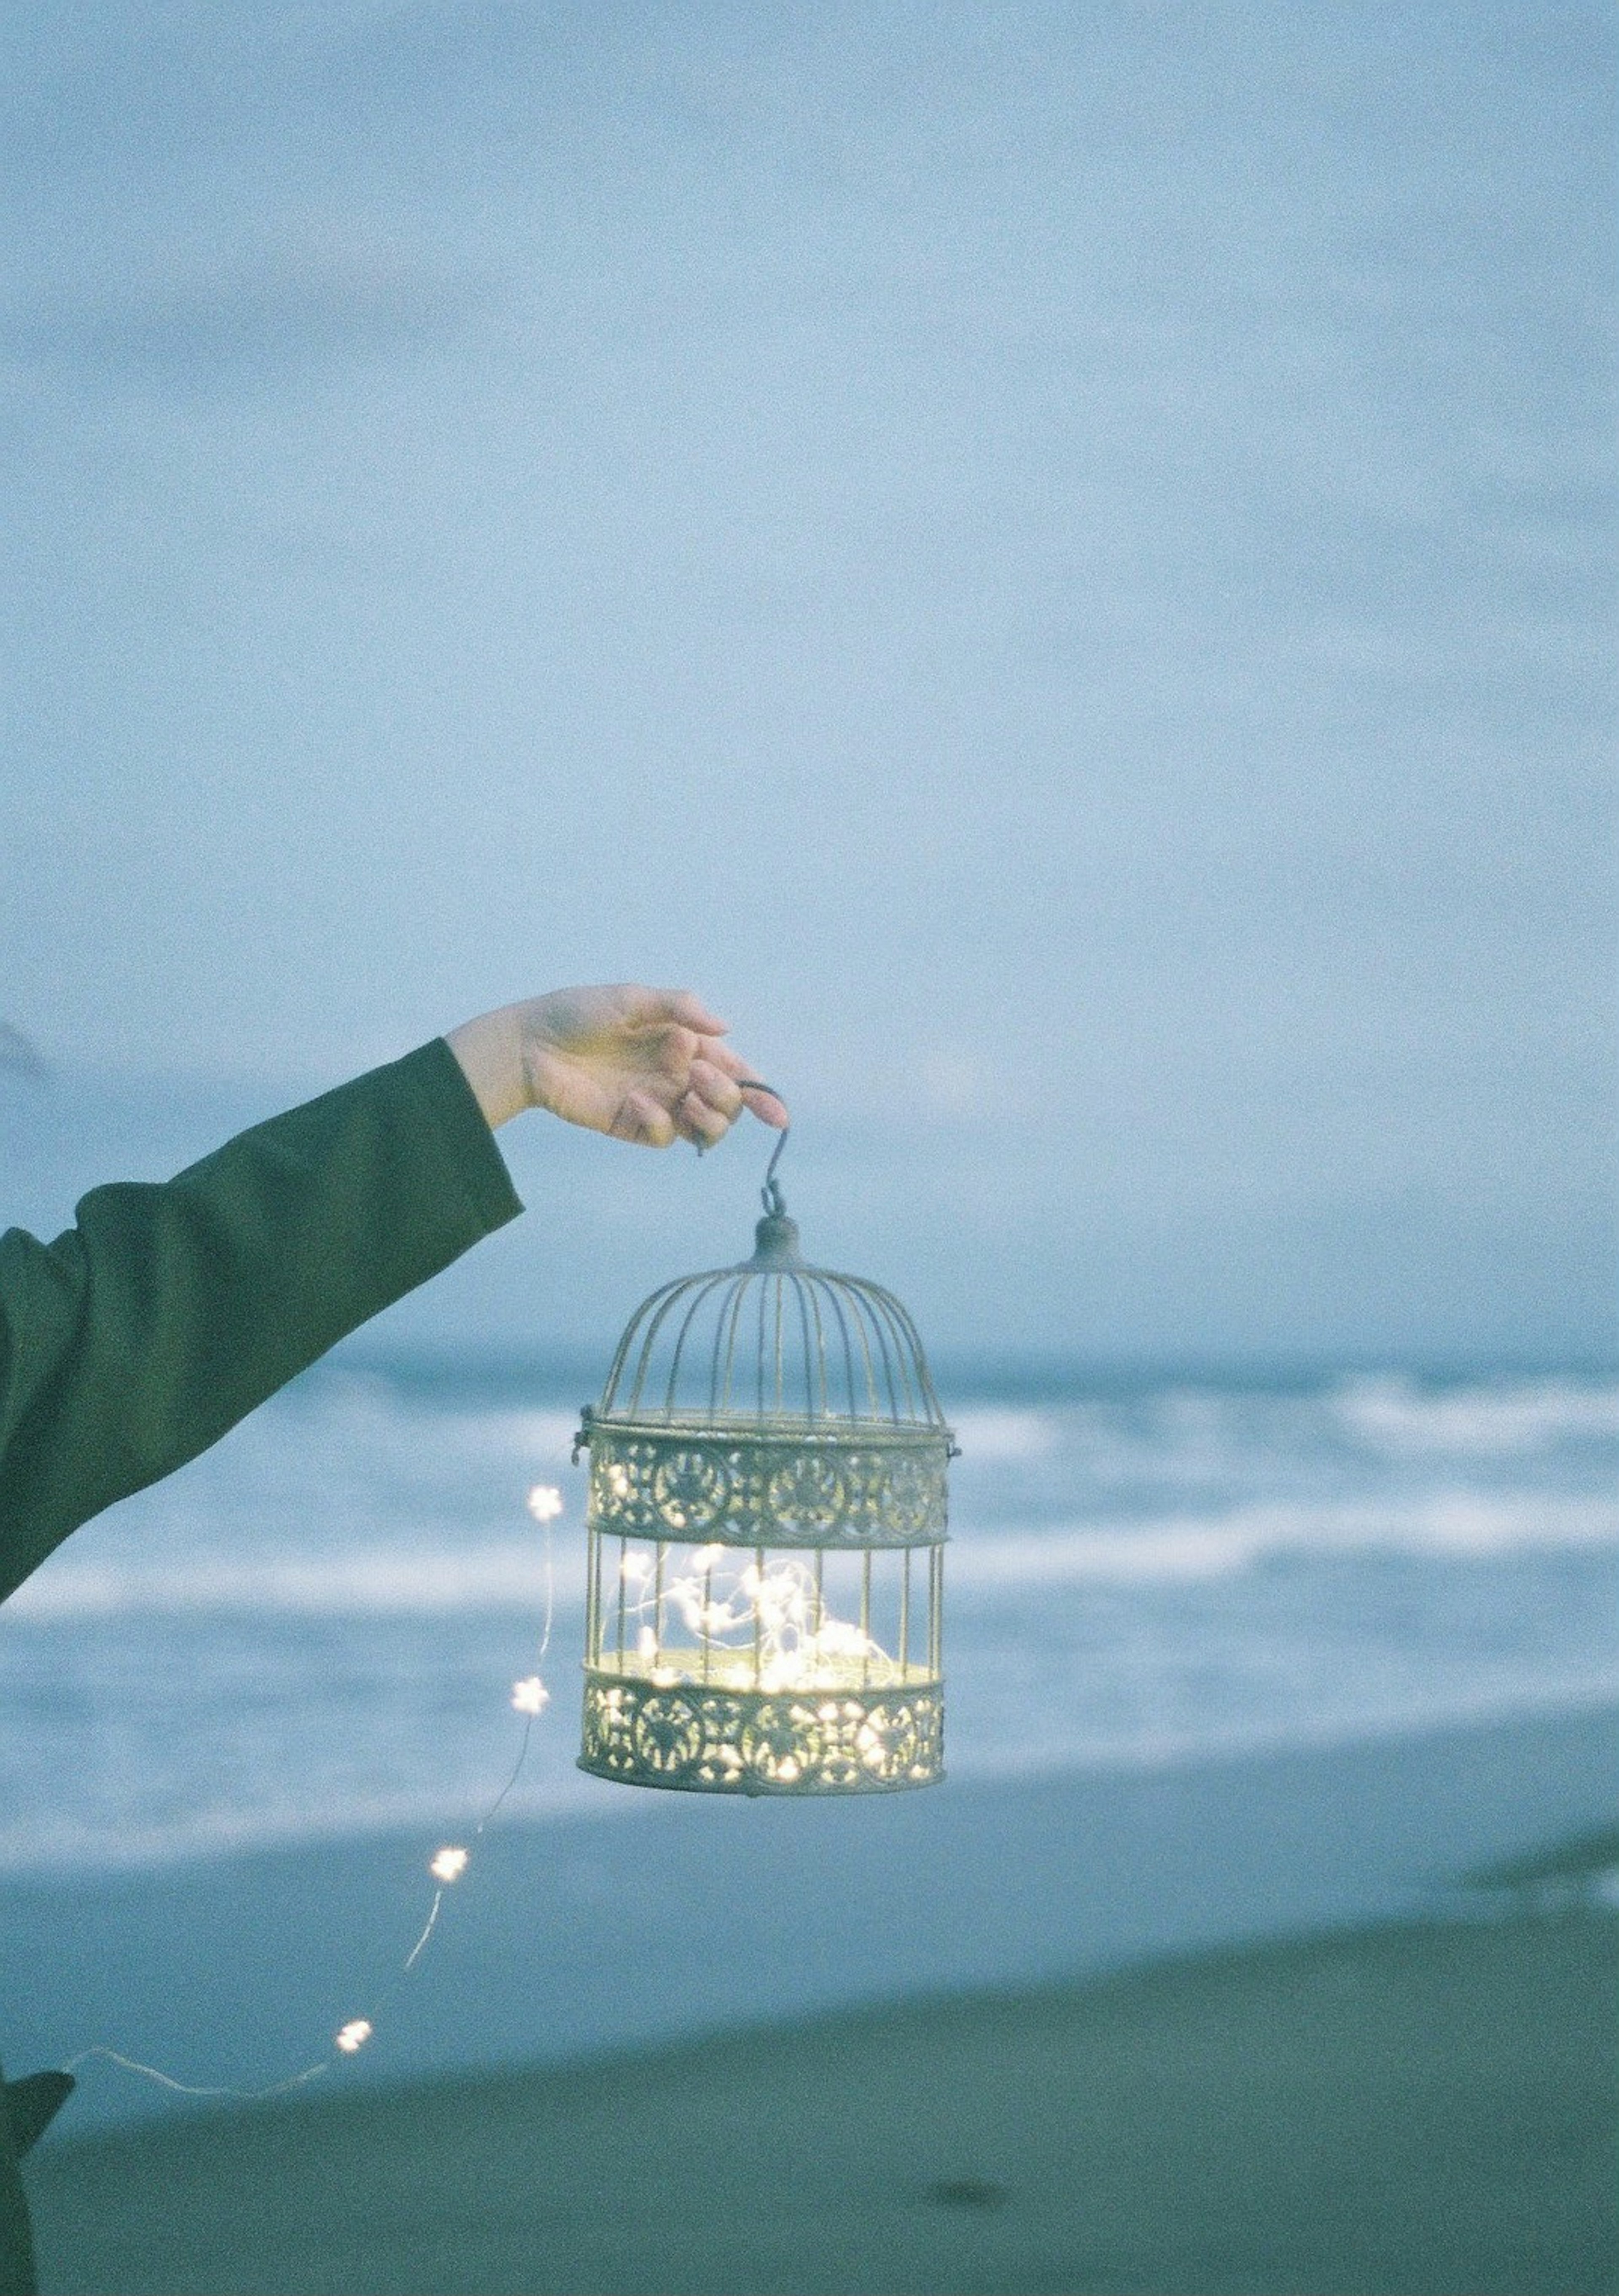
1,1,1612,1359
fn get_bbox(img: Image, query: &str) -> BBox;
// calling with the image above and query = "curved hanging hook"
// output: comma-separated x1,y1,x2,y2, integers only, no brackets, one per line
758,1102,790,1217
734,1085,790,1216
692,1078,790,1213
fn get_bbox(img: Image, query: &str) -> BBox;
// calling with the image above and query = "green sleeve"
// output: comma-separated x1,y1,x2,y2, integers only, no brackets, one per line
0,1037,522,1604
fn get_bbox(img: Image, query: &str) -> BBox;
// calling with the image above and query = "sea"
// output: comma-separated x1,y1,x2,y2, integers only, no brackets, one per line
1,1354,1614,1877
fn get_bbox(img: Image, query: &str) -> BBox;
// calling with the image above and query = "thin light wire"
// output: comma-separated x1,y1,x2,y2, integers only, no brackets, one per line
401,1508,556,1973
58,2046,330,2102
64,1497,561,2100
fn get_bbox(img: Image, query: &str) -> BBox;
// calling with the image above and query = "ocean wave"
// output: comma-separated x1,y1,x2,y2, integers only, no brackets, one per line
942,1378,1619,1475
8,1492,1616,1621
1,1686,1614,1877
7,1543,582,1621
0,1770,627,1877
1330,1375,1619,1457
946,1495,1619,1586
948,1407,1060,1460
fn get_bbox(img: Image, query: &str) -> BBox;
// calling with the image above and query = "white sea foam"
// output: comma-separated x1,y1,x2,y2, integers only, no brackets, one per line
0,1770,629,1876
1331,1375,1619,1457
8,1492,1616,1621
7,1544,584,1620
948,1407,1059,1460
947,1495,1619,1587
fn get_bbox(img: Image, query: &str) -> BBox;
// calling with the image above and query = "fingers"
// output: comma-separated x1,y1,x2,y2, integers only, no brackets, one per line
697,1041,789,1129
609,1088,678,1149
681,1058,789,1141
543,985,782,1149
620,1064,783,1153
675,1087,731,1149
666,988,729,1037
618,985,729,1039
686,1056,745,1124
737,1080,790,1130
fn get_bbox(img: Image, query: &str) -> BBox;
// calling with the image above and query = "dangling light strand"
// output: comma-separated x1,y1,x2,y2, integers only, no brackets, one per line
66,1480,567,2099
403,1481,560,1973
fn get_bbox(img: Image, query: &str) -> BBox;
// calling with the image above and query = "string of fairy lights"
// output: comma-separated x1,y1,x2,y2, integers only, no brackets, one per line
62,1478,567,2102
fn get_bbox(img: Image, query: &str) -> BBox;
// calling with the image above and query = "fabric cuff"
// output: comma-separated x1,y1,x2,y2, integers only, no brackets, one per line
398,1037,525,1237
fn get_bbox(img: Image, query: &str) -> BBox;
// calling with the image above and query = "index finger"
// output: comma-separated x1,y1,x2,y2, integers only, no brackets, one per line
698,1040,788,1127
737,1080,789,1129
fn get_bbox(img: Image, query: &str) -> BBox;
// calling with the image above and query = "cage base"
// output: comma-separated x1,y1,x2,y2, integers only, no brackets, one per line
579,1673,943,1795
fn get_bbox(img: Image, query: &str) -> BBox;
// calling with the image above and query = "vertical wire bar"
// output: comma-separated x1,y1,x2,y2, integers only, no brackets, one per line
753,1546,764,1687
787,1275,816,1424
774,1277,788,1418
860,1551,872,1688
860,1293,904,1421
900,1546,912,1680
814,1549,825,1645
702,1561,713,1685
755,1268,768,1419
713,1273,752,1417
929,1544,942,1676
863,1295,914,1414
621,1277,705,1415
877,1292,922,1418
661,1276,733,1417
585,1526,599,1665
654,1543,664,1665
616,1537,628,1668
803,1278,830,1424
819,1280,862,1417
836,1284,880,1418
868,1287,945,1424
601,1274,687,1415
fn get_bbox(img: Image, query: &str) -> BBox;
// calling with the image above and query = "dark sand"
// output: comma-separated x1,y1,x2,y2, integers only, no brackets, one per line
27,1905,1617,2296
8,1707,1617,2138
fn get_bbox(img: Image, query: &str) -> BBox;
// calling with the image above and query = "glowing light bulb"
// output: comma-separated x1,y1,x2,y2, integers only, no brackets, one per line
620,1552,652,1583
429,1846,469,1884
527,1484,564,1523
336,2019,372,2054
511,1675,550,1715
691,1543,725,1569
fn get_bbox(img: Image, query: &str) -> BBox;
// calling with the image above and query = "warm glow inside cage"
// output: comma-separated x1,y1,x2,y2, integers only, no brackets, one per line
573,1154,953,1795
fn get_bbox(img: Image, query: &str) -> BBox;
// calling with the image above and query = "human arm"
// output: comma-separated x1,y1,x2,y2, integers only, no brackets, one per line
0,1038,519,1602
0,989,783,1602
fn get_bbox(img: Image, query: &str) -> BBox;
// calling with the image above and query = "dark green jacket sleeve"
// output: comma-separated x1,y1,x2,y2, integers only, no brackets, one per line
0,1037,522,1605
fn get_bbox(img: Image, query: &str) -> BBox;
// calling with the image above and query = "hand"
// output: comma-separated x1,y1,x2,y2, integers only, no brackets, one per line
446,987,788,1147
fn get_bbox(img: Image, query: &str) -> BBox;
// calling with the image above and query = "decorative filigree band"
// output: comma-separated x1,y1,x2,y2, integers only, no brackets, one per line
579,1673,944,1794
583,1426,949,1548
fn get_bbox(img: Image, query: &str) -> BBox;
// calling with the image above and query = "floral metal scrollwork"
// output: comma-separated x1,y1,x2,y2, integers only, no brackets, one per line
581,1675,942,1794
589,1431,947,1548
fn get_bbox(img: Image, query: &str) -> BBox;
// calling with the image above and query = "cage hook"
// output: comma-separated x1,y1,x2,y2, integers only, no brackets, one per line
750,1090,789,1217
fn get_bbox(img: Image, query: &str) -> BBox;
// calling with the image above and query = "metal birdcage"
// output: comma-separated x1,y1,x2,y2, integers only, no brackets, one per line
573,1131,952,1795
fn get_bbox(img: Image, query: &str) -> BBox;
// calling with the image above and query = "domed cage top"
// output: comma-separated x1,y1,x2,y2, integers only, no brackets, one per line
573,1150,953,1796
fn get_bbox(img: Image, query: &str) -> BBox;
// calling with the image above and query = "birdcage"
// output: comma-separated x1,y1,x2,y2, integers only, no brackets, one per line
573,1137,952,1795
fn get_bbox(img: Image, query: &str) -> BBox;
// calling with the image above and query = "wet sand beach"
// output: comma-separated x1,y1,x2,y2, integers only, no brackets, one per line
27,1902,1617,2296
10,1708,1617,2293
6,1706,1616,2139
